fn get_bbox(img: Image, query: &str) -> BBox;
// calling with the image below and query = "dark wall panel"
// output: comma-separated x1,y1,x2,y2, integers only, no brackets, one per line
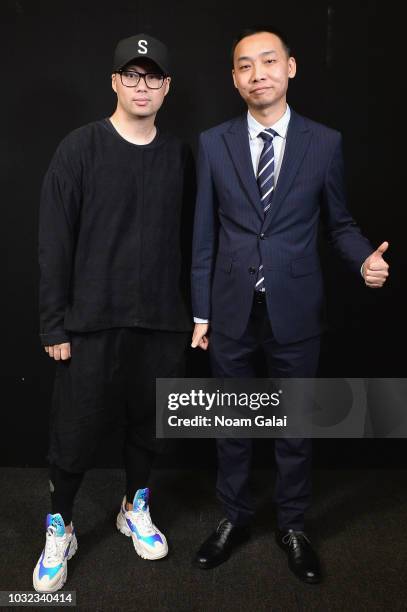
0,0,404,467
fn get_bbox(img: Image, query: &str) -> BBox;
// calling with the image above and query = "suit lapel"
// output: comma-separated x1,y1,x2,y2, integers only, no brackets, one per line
263,110,312,231
223,115,264,221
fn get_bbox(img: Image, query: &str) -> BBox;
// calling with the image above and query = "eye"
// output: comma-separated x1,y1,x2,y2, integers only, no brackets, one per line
239,64,250,70
123,71,137,79
265,59,276,64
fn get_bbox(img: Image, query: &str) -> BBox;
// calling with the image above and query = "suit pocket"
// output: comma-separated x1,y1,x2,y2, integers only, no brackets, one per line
215,251,234,273
291,255,320,277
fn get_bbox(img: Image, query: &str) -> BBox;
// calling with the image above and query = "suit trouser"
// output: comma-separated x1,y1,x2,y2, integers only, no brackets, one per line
47,326,188,523
210,294,320,531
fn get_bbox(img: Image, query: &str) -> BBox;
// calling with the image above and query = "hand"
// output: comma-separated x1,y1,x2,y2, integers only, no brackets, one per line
44,342,71,361
191,323,209,350
362,241,390,288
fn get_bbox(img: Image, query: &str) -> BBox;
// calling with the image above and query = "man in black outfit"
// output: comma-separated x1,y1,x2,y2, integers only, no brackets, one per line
34,34,195,593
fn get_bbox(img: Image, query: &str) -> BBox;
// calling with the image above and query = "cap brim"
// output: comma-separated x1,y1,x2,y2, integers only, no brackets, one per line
115,56,167,75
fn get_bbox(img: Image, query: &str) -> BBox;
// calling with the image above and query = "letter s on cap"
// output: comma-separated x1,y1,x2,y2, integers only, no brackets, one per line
138,40,148,54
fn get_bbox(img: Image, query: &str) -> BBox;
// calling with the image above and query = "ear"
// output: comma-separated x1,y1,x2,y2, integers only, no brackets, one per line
288,57,297,79
111,73,117,93
164,76,171,96
232,69,238,89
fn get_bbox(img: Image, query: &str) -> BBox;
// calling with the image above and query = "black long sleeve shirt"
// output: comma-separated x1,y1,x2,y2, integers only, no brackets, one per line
38,118,195,346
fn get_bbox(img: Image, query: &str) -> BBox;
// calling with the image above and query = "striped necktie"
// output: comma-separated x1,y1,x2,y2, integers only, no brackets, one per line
255,128,278,292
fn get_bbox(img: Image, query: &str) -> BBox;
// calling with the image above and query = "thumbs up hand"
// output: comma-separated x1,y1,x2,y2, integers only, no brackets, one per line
362,241,390,288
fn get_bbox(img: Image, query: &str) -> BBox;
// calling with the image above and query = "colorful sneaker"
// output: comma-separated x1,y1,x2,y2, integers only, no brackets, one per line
116,488,168,560
33,513,78,593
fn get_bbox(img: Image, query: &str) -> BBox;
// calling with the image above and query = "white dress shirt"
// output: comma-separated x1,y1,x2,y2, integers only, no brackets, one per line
247,103,290,184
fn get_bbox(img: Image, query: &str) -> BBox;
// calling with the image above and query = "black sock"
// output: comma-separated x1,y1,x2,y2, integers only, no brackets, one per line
124,446,155,503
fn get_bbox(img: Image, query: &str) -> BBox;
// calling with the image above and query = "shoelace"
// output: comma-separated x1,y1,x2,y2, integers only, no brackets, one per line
216,519,233,538
133,510,155,535
44,525,67,564
282,531,311,549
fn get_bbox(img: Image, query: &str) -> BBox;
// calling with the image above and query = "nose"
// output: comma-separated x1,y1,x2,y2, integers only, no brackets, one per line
136,75,148,92
251,62,266,82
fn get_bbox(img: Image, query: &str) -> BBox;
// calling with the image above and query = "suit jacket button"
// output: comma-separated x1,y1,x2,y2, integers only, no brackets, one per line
259,233,265,239
249,267,256,274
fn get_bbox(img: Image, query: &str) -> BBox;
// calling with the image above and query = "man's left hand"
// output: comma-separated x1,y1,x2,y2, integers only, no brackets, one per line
362,241,390,288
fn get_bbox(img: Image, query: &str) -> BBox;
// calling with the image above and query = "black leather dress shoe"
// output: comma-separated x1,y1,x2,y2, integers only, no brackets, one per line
275,529,321,584
195,518,251,569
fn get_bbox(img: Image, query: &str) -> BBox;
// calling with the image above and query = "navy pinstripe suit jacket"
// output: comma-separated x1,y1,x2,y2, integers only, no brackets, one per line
191,109,373,344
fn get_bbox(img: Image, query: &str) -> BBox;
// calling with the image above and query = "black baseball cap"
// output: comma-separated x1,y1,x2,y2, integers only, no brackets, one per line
112,33,170,75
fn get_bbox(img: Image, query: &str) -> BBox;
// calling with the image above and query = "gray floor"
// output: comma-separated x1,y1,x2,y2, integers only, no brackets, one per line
1,467,406,611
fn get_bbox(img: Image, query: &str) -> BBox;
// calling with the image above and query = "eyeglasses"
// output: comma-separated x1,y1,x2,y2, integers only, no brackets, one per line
117,70,166,89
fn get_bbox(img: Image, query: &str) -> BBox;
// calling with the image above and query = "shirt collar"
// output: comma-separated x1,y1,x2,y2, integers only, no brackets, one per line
247,104,291,140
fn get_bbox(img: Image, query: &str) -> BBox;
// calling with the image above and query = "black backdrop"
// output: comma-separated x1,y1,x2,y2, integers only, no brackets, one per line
1,0,404,468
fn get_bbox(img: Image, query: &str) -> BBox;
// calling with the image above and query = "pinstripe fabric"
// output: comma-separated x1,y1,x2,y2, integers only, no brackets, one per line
191,110,374,344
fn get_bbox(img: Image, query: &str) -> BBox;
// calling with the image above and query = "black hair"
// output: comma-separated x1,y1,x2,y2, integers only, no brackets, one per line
231,27,291,64
122,58,166,76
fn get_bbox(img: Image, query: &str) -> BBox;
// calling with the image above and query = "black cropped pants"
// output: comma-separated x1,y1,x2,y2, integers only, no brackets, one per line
47,326,188,524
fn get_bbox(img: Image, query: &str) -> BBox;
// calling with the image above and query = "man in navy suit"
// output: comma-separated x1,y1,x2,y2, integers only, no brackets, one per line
190,27,389,583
